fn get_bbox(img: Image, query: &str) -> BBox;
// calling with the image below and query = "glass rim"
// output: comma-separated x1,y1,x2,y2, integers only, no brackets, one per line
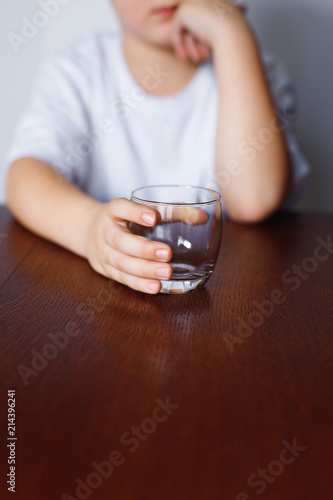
130,185,221,207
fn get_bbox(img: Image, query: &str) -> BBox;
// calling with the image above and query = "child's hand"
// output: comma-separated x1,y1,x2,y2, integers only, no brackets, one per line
85,198,173,294
172,0,245,63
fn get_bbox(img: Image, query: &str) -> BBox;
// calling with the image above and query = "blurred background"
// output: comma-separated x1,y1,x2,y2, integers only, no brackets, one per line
1,0,332,210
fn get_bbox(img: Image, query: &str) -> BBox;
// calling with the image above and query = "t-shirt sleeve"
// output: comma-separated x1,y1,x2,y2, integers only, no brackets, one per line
4,51,92,193
262,52,310,206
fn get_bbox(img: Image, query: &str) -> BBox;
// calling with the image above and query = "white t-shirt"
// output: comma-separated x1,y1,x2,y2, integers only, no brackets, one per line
4,32,309,205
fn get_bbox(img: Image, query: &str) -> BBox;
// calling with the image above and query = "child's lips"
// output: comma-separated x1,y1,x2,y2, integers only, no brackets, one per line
153,5,178,17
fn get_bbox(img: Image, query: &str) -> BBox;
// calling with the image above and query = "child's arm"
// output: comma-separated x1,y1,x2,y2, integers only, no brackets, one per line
173,1,290,223
7,158,172,294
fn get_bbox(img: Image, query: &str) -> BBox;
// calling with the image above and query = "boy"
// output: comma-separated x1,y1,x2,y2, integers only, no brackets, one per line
5,0,309,294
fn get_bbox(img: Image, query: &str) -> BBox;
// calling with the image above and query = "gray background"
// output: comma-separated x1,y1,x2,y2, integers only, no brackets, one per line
1,0,332,210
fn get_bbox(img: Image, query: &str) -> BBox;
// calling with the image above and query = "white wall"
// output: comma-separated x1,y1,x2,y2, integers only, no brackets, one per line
247,0,333,211
1,0,332,210
0,0,118,202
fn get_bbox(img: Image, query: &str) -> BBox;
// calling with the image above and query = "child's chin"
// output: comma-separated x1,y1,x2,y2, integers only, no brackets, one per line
155,37,174,51
149,25,174,48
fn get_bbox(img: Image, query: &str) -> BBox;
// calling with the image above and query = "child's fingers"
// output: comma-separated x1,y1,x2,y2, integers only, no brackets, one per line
184,34,201,63
88,253,163,295
196,41,211,60
105,228,172,262
108,197,157,228
172,18,188,60
167,206,208,225
104,263,163,294
181,34,211,64
104,247,173,281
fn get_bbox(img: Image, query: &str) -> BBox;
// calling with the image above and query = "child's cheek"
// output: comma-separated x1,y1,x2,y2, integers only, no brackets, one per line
112,0,147,26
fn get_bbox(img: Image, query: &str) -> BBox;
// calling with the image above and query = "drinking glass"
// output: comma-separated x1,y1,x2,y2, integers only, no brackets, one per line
129,185,222,294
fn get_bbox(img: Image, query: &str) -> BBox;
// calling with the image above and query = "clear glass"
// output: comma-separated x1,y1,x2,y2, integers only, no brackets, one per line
129,185,223,294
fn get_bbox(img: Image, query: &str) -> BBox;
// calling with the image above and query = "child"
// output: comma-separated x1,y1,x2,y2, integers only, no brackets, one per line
5,0,309,294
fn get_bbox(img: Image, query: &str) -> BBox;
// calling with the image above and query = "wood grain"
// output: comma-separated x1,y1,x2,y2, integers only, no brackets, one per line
0,207,38,289
0,207,332,500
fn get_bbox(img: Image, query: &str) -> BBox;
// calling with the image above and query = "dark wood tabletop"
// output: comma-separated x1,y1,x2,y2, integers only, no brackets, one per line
0,205,332,500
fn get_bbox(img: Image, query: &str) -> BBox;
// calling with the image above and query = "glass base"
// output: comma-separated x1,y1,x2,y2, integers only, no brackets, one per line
159,263,214,294
159,276,208,294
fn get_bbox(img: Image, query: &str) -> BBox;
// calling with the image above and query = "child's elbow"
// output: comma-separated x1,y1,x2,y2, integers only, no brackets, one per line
226,166,291,224
226,191,286,225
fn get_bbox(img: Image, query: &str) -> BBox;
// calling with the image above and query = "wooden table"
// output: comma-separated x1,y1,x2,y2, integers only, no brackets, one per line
0,206,332,500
